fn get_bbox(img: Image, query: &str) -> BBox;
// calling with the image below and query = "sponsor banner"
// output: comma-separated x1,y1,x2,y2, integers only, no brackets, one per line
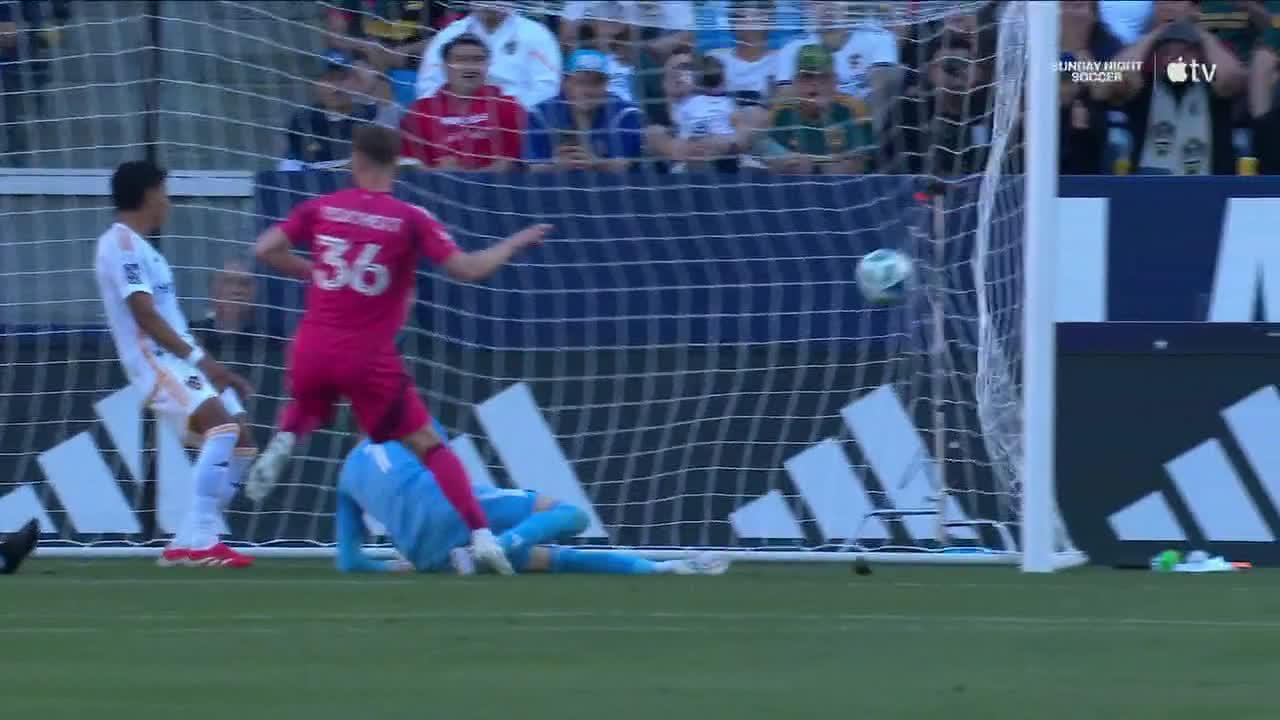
254,174,1280,336
0,333,997,549
1058,322,1280,565
1057,176,1280,322
1055,179,1280,563
5,172,1010,550
8,174,1280,558
251,171,989,345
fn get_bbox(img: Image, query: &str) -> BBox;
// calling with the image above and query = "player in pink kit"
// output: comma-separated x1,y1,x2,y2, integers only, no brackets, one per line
248,126,549,574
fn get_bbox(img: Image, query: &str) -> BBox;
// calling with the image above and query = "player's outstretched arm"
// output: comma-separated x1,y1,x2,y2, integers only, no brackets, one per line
335,491,407,573
125,293,252,398
254,225,314,281
441,223,552,283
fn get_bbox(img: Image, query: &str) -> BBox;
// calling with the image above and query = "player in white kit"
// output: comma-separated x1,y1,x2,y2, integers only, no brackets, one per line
94,160,257,568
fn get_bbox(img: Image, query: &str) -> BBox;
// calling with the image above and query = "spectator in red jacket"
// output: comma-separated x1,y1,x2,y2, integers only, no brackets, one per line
400,34,525,171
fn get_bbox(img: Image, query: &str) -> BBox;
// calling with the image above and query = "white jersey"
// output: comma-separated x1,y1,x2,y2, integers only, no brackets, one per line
94,222,194,381
707,48,778,99
674,94,737,139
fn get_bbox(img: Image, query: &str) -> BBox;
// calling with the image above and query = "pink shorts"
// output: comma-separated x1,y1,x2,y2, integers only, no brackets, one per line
280,342,430,443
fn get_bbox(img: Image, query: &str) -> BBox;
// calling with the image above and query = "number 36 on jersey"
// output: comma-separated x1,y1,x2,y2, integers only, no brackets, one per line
313,235,391,296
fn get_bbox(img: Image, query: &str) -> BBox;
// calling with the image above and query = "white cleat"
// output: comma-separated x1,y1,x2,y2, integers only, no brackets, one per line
664,552,731,576
245,432,294,503
469,528,515,575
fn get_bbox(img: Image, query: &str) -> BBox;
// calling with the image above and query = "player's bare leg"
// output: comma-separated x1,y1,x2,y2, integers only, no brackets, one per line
402,424,514,576
159,396,252,568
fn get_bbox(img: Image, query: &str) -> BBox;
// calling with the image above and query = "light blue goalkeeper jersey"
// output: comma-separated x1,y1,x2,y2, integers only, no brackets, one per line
335,437,535,572
337,440,445,571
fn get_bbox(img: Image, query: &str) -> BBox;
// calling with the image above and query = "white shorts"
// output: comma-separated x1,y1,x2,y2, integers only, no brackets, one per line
130,351,246,438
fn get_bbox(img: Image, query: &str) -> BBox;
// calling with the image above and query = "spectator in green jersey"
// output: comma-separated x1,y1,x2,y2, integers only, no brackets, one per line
763,44,873,175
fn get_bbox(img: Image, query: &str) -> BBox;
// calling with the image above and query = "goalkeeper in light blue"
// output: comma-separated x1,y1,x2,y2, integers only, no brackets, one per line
335,425,729,576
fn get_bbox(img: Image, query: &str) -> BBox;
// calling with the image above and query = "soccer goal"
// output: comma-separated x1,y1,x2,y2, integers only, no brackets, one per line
0,0,1082,571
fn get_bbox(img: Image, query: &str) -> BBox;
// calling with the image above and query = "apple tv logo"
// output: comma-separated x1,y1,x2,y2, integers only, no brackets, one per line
1165,56,1217,84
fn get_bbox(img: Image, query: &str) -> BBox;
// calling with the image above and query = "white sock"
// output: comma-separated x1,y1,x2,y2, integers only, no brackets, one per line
269,432,296,461
182,423,238,550
222,447,256,510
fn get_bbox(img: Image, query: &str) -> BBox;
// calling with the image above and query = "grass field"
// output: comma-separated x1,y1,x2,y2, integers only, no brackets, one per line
4,561,1279,720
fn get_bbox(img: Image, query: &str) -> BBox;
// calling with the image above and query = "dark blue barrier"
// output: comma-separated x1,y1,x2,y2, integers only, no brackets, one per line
1058,322,1280,565
253,171,984,349
1058,175,1280,322
252,173,1280,344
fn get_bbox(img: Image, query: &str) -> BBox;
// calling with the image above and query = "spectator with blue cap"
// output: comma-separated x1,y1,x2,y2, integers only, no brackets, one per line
526,47,645,172
280,49,377,170
568,0,639,102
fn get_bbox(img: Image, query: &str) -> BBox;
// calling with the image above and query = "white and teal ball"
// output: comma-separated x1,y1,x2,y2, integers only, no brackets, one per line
856,249,914,304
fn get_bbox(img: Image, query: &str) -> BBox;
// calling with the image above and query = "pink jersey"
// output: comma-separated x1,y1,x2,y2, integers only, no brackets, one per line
278,188,460,352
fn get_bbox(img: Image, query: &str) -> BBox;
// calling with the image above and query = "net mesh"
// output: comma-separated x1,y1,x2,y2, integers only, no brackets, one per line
0,0,1044,555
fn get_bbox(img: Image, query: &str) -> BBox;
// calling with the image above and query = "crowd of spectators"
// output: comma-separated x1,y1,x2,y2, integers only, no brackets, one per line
1,0,1278,175
289,0,1008,177
291,0,1280,177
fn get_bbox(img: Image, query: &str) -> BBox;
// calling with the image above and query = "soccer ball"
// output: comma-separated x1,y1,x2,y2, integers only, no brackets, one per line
856,249,915,304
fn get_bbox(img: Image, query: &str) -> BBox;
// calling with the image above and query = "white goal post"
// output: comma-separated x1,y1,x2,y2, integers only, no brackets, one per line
1019,0,1072,572
0,0,1084,570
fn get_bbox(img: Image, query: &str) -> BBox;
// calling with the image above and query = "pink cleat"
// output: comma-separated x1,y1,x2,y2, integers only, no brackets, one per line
187,542,254,568
157,545,191,567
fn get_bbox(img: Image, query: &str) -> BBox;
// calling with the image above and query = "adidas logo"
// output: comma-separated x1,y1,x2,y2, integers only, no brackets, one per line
449,383,608,538
0,383,216,536
732,384,977,546
3,380,976,548
1108,385,1280,543
456,383,978,546
0,381,610,541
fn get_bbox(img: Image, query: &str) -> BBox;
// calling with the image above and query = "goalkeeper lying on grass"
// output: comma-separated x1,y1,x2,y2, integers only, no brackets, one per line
336,424,729,576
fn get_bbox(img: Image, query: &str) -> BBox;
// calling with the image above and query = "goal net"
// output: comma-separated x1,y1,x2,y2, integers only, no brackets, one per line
0,0,1075,565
